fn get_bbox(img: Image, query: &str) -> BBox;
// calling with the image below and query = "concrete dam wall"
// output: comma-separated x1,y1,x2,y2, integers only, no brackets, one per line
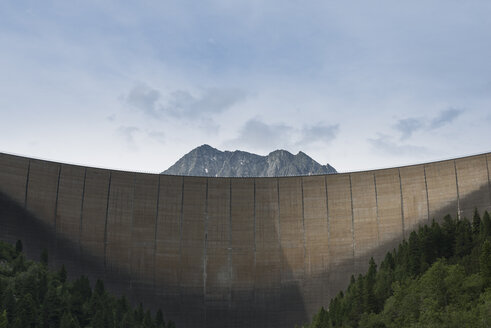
1,152,490,327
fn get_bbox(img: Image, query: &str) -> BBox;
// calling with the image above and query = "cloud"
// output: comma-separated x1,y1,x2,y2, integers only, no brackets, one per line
125,84,246,120
392,108,464,140
147,131,166,144
126,84,162,118
117,126,140,150
299,123,339,145
430,108,462,129
393,118,424,140
225,118,339,151
226,118,294,150
368,134,428,156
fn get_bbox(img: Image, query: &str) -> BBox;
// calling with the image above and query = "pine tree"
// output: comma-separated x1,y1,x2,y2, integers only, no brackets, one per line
91,308,105,328
41,248,48,266
455,218,473,257
59,265,67,283
0,310,7,328
60,311,79,328
481,211,491,238
134,303,144,323
480,240,491,287
94,279,105,297
365,257,378,313
15,293,37,328
2,288,15,324
155,309,165,328
121,311,135,328
408,231,420,275
472,209,481,235
15,240,23,254
143,309,155,328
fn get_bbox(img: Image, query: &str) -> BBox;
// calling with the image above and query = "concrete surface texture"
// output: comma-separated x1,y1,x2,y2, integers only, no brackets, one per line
1,152,490,328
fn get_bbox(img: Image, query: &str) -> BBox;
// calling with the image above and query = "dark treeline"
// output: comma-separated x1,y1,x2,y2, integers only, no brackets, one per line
302,210,491,328
0,241,175,328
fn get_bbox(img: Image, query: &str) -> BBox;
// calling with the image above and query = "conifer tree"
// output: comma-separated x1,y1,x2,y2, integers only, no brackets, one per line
2,288,15,324
0,310,7,328
365,257,378,313
480,240,491,287
60,311,79,328
482,211,491,238
472,209,481,235
41,248,48,266
155,309,165,328
15,293,37,328
59,264,67,283
15,240,22,254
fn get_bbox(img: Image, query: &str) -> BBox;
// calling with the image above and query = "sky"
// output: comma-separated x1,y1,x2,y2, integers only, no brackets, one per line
1,1,491,174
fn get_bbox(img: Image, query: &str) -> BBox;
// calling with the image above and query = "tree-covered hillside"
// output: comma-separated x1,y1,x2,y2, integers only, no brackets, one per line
0,240,175,328
303,210,491,328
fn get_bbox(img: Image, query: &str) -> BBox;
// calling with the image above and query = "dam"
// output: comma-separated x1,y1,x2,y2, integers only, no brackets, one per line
1,151,490,327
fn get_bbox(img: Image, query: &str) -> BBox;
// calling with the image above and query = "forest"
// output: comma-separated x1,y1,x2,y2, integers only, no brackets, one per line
0,240,175,328
302,210,491,327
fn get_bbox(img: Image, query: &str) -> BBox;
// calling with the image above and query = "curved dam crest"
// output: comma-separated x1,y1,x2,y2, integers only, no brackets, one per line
1,152,491,328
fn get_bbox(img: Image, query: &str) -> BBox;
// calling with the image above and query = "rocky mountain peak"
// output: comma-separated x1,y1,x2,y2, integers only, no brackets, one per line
162,145,337,177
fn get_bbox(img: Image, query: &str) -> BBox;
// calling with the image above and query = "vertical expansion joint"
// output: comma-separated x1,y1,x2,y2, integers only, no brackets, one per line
24,160,31,208
179,177,184,292
253,179,257,303
228,179,232,307
423,165,430,221
454,160,461,220
277,178,283,287
373,173,380,246
277,179,281,244
103,171,112,272
253,179,257,253
301,178,307,275
153,175,161,289
79,168,87,250
180,177,184,248
349,174,355,260
129,174,136,290
398,168,405,237
324,176,330,257
54,165,62,232
486,156,491,208
203,179,209,299
53,165,62,259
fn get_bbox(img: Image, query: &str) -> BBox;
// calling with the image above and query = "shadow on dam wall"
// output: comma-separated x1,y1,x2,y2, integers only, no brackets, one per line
0,189,308,328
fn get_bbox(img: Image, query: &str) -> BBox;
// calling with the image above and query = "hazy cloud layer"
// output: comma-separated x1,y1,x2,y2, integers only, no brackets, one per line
125,84,246,119
117,126,140,150
226,118,339,151
430,109,462,129
299,123,339,145
226,119,294,150
394,118,425,140
126,85,161,118
393,108,464,140
368,134,428,156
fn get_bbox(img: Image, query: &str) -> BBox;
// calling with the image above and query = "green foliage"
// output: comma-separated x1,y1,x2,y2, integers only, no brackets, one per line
0,310,8,328
14,240,22,254
302,211,491,328
481,240,491,287
0,240,174,328
40,248,48,266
